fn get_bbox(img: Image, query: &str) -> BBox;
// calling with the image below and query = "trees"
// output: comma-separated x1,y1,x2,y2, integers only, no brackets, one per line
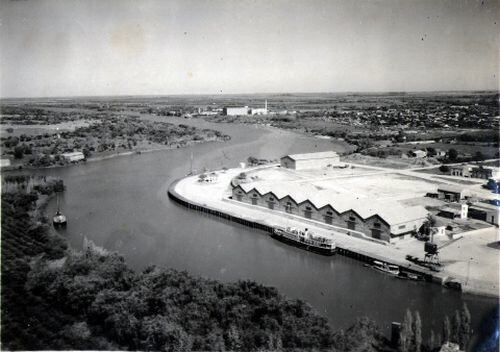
399,310,423,352
442,316,451,343
439,165,450,173
474,151,485,161
399,309,413,352
13,146,24,159
447,148,458,161
413,311,422,352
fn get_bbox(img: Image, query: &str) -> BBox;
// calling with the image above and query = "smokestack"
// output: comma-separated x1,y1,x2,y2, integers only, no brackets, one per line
265,99,268,110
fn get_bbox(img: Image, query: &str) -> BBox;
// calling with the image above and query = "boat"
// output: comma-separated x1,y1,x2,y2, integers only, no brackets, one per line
53,193,67,227
371,260,400,276
271,227,336,255
397,271,423,281
53,210,67,227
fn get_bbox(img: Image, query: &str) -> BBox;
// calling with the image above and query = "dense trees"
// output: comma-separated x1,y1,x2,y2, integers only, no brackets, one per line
447,148,458,162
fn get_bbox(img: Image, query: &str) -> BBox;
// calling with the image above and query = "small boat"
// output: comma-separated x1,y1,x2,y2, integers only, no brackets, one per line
397,271,423,281
371,260,400,276
271,227,336,255
53,193,67,227
53,210,67,227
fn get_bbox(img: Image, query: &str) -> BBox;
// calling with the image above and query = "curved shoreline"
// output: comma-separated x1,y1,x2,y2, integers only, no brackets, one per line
167,174,498,299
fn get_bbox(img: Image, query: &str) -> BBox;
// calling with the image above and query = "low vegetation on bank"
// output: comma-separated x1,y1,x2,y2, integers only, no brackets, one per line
1,106,230,169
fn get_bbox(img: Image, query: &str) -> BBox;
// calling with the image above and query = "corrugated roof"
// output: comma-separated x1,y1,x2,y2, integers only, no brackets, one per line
285,151,339,161
237,183,428,226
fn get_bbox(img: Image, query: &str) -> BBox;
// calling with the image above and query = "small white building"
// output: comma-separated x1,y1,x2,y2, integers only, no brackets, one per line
412,150,427,158
223,107,249,116
450,164,474,177
0,159,11,167
62,151,85,162
280,151,340,170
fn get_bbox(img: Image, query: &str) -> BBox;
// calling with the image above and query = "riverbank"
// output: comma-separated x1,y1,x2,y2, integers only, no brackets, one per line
169,167,499,298
1,136,229,173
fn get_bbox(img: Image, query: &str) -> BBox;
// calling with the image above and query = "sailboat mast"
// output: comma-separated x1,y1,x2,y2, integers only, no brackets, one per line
190,150,194,174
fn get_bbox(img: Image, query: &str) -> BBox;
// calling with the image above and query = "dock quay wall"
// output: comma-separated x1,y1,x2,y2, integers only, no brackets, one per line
167,178,439,285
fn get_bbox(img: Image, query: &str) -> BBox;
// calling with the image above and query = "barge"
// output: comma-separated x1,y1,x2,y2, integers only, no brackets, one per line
271,227,336,255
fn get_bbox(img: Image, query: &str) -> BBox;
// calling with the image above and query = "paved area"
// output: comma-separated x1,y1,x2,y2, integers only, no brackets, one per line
174,166,499,297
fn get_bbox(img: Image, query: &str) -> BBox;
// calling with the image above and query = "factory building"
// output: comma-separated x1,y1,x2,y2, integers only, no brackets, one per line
223,106,250,116
280,151,340,170
231,183,428,242
223,100,268,116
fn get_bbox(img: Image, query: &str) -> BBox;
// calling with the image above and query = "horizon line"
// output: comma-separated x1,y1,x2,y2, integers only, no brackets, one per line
0,89,498,101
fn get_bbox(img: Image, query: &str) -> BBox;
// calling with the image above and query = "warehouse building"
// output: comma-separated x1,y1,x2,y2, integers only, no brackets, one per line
223,106,250,116
231,183,428,242
468,202,499,226
437,185,464,202
280,151,340,170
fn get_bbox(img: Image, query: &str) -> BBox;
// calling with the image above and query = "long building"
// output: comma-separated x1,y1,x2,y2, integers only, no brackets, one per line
280,151,340,170
231,182,428,242
223,106,249,116
223,100,268,116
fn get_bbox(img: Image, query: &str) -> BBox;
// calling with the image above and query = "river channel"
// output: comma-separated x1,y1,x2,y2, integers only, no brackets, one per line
25,116,497,340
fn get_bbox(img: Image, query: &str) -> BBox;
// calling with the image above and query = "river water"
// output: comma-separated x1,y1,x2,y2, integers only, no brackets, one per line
23,116,497,341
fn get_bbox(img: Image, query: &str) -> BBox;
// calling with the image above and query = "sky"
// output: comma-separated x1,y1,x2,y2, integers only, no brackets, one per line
0,0,498,98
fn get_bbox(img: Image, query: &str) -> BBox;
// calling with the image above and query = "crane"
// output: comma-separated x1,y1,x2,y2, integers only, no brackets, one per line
424,234,463,265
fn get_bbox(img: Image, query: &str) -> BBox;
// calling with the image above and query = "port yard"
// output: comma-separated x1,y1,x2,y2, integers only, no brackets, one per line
171,164,499,297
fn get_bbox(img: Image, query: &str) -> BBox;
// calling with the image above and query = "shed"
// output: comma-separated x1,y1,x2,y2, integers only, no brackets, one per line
468,202,499,226
437,185,464,202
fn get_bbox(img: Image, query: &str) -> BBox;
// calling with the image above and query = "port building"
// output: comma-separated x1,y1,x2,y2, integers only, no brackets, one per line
280,151,340,170
231,182,428,242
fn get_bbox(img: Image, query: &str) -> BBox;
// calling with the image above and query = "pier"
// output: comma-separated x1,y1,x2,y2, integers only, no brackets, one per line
168,168,499,298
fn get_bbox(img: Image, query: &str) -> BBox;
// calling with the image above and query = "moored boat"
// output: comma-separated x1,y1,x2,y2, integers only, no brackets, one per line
53,193,67,227
53,210,67,227
271,227,336,255
371,260,400,276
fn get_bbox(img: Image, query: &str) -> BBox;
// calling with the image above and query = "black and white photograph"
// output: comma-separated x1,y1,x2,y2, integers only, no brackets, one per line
0,0,498,351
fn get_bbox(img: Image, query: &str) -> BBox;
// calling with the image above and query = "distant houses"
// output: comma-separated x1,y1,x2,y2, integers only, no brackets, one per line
448,164,500,179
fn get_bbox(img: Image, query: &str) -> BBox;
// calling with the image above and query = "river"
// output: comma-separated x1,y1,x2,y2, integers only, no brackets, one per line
22,116,497,342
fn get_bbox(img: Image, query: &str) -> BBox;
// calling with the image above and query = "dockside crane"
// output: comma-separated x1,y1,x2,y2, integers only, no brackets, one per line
424,233,463,265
